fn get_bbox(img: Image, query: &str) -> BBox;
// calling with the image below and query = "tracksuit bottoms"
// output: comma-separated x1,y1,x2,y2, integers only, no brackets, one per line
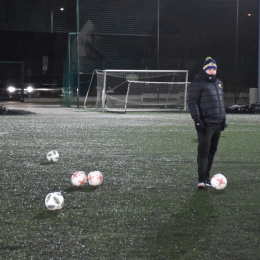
197,123,222,182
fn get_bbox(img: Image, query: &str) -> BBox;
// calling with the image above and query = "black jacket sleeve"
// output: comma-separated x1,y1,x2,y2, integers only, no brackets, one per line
188,80,201,120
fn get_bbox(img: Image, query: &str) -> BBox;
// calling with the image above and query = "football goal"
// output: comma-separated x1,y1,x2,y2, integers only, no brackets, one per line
84,70,189,113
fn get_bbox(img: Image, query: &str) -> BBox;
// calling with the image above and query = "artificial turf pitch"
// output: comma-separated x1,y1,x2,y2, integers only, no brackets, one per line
0,110,260,259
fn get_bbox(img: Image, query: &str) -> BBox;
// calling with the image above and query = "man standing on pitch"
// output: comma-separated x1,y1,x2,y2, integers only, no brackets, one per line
188,57,227,188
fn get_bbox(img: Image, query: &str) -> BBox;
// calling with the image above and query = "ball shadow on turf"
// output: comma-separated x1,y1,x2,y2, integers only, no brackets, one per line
40,161,57,165
63,186,98,193
33,210,60,220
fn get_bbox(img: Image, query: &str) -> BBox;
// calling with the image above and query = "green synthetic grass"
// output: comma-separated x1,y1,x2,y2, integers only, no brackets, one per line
0,111,260,259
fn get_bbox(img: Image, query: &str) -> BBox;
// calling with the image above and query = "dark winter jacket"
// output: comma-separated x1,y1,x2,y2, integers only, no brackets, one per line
188,71,226,124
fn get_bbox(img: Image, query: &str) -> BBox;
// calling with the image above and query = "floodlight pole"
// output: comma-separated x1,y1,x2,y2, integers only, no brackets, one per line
76,0,80,108
234,0,239,104
51,11,53,33
157,0,160,70
235,0,239,76
258,0,260,102
68,33,71,107
21,60,24,102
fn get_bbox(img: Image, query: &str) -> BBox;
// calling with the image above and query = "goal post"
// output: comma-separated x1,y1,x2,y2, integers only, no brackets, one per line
84,69,189,112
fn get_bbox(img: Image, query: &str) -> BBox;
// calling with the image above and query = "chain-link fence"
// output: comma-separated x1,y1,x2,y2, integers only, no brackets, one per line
0,0,258,105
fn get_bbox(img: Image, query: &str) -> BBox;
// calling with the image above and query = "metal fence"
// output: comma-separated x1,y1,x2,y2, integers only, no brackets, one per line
0,0,258,105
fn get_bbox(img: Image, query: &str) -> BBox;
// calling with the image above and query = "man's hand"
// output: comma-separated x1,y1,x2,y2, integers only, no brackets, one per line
194,117,204,131
221,117,228,131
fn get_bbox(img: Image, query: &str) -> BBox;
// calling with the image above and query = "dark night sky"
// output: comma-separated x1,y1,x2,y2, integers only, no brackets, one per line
0,0,258,65
0,0,75,63
0,30,68,63
0,0,258,62
0,0,259,92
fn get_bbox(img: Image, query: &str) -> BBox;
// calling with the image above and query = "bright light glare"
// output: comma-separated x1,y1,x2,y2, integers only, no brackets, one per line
60,7,64,11
7,86,16,93
27,86,33,93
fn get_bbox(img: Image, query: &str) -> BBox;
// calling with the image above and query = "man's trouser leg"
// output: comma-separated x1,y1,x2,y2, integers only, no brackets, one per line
197,124,221,182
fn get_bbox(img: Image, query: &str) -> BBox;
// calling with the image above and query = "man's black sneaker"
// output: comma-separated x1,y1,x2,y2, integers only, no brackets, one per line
205,180,211,187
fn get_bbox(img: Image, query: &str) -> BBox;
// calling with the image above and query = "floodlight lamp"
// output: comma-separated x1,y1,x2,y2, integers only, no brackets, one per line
60,7,64,11
7,86,16,93
27,85,34,93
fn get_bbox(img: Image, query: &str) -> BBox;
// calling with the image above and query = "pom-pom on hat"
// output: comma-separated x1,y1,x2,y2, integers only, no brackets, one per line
203,57,217,71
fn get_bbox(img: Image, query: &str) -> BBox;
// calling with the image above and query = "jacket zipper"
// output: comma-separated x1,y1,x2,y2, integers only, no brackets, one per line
213,82,222,122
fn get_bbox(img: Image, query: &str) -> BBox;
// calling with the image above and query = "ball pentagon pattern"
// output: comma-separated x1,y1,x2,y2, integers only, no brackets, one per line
45,192,64,210
46,150,59,163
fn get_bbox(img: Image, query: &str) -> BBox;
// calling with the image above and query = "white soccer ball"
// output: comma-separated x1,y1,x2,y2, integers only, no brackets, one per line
87,171,103,186
211,173,227,190
46,150,59,162
45,192,64,210
71,171,87,186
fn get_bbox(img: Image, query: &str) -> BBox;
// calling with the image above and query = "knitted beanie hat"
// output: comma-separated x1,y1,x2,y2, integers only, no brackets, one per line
203,57,217,71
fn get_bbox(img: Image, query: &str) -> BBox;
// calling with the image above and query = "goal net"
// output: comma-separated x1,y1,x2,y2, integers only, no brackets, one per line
84,70,189,112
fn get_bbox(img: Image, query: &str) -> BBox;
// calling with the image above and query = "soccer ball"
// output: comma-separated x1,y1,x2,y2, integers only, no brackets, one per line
45,192,64,210
46,150,59,162
71,171,87,186
87,171,103,186
211,173,227,190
